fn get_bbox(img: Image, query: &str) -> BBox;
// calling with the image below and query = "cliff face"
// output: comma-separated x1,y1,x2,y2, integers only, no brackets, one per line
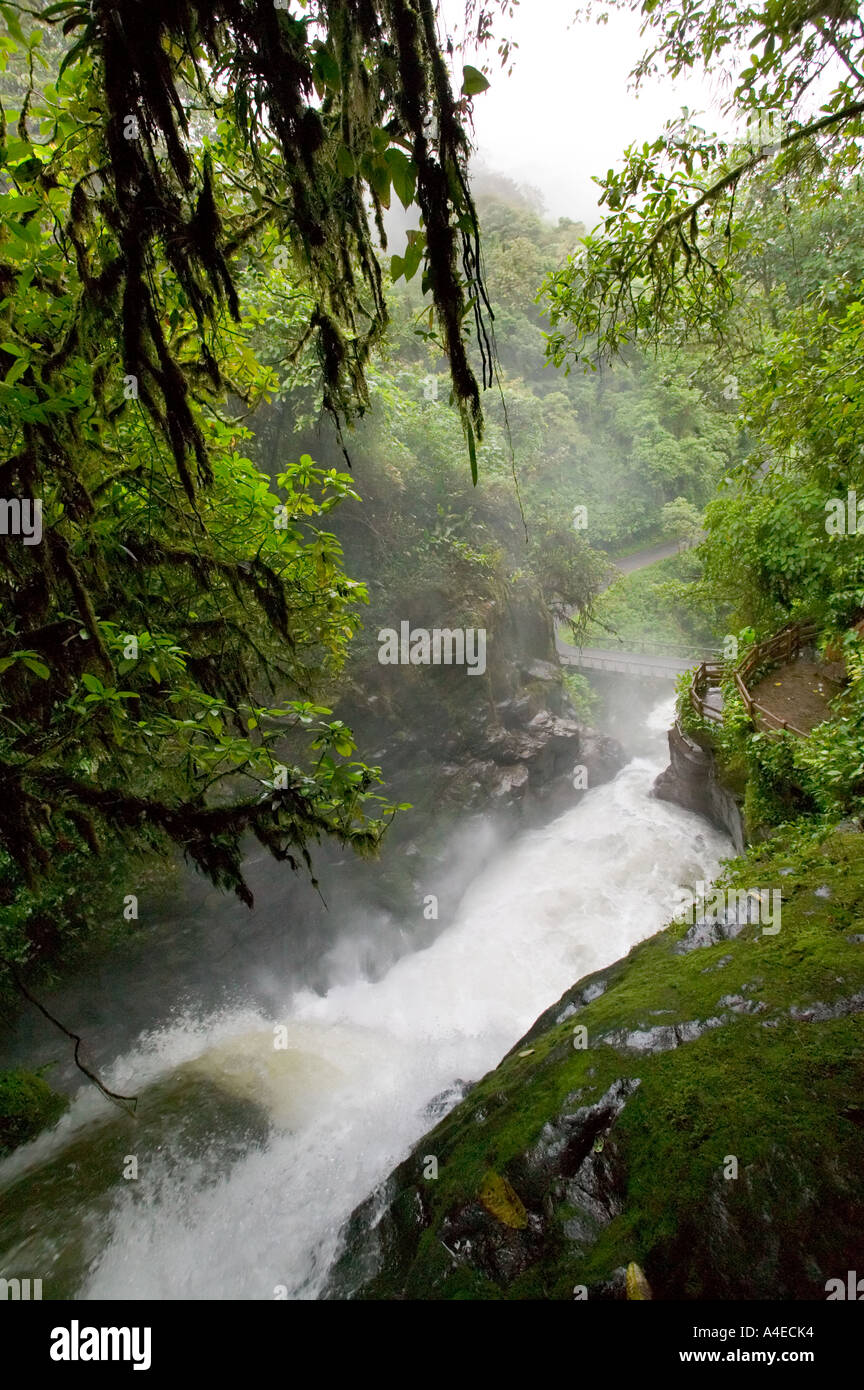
336,579,625,830
653,723,745,854
326,829,864,1300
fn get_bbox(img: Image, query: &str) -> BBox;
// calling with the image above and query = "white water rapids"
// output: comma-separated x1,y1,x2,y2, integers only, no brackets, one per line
0,697,731,1299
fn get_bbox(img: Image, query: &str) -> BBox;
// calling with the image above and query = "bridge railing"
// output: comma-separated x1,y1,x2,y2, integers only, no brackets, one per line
562,650,694,676
690,660,726,723
561,630,722,661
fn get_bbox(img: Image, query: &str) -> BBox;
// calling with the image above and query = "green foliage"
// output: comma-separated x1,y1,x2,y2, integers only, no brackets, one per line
674,666,712,743
545,7,864,835
660,496,702,544
546,1,864,360
586,549,724,647
0,0,511,964
562,669,599,723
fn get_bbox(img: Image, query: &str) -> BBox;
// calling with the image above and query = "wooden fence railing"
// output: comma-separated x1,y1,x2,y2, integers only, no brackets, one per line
689,660,726,723
690,620,821,737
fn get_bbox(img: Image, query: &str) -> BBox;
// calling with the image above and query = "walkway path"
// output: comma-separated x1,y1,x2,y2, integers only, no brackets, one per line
749,658,842,735
557,539,711,679
611,539,681,576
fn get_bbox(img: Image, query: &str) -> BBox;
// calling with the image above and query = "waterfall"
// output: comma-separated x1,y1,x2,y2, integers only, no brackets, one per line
0,696,731,1300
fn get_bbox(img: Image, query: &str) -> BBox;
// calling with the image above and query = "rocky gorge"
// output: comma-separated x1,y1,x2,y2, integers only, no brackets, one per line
333,577,626,837
324,806,864,1299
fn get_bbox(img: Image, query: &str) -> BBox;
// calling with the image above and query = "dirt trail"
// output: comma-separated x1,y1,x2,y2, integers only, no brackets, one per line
750,658,843,734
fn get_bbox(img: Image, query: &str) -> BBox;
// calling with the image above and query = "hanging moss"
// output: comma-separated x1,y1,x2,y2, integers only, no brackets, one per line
69,0,493,461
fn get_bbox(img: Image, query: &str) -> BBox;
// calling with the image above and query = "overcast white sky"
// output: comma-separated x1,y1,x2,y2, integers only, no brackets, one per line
448,0,727,225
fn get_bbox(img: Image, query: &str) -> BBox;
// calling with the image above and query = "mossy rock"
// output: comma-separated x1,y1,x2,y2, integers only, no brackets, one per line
0,1069,68,1157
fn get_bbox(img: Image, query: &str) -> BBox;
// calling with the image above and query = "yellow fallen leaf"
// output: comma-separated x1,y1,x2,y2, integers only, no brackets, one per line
626,1261,652,1300
478,1170,528,1229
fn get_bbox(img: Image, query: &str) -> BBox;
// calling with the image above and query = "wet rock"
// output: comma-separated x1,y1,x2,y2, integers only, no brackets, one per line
522,1079,640,1252
579,729,628,785
789,993,864,1023
601,1018,724,1053
491,764,530,799
496,695,538,728
593,1265,629,1299
422,1079,474,1123
438,1191,544,1286
520,658,562,685
716,994,767,1015
508,967,614,1052
701,953,733,972
529,1078,640,1178
674,896,764,954
442,714,625,811
653,723,745,853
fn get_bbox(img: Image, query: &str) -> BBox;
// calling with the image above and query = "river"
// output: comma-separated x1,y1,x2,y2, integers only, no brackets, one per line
0,695,731,1299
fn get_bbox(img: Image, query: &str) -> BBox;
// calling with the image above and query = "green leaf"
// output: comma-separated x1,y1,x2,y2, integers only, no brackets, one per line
336,145,355,178
312,43,340,91
13,157,43,183
0,4,25,45
402,230,425,281
22,657,50,679
384,148,416,208
365,156,391,208
461,65,490,96
4,356,29,386
7,219,41,246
